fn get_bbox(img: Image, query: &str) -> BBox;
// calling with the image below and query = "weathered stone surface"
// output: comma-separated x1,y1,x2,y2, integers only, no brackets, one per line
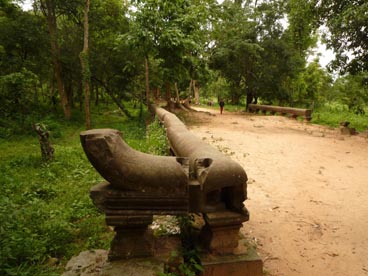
201,248,263,276
61,237,263,276
80,109,254,267
200,211,248,255
101,258,164,276
340,126,357,135
151,105,248,216
62,249,108,276
62,252,164,276
248,104,312,121
33,123,54,161
109,225,153,260
80,129,189,195
90,182,189,216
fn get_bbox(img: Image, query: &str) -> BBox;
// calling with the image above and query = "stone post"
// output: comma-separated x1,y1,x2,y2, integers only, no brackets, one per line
106,215,154,260
200,211,249,255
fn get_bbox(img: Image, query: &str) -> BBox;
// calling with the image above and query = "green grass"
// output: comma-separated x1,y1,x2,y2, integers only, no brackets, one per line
0,103,168,275
311,104,368,132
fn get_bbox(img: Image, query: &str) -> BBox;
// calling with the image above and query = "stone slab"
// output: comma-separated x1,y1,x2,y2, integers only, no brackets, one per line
101,258,164,276
61,250,108,276
201,246,263,276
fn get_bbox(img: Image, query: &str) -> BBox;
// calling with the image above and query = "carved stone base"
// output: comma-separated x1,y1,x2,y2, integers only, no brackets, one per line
200,211,248,255
107,215,154,261
101,258,164,276
201,248,263,276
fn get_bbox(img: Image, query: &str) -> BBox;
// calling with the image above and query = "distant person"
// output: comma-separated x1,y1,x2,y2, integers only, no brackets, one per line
219,99,225,114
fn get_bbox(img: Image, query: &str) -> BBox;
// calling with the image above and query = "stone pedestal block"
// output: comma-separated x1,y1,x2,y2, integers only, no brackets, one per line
101,258,164,276
201,250,263,276
200,211,248,255
109,224,153,261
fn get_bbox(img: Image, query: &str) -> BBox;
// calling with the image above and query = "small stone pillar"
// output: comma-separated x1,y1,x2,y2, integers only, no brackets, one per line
106,215,154,260
200,211,248,255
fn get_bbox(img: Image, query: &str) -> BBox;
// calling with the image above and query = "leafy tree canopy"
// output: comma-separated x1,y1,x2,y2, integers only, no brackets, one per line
317,0,368,74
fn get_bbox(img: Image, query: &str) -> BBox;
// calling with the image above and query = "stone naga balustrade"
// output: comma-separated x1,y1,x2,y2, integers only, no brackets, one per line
80,128,189,198
151,104,249,255
152,104,248,217
248,103,312,121
81,107,249,259
81,129,190,260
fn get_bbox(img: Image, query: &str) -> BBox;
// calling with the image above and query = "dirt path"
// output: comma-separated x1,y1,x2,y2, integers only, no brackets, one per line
187,107,368,276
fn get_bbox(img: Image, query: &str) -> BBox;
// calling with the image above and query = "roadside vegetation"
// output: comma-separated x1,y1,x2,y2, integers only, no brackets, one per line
312,104,367,132
0,103,168,276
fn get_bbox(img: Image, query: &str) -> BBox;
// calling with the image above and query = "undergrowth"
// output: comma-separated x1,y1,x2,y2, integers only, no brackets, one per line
311,104,368,132
0,104,168,275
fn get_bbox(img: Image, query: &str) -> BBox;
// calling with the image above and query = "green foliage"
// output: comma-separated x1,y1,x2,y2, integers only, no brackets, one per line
290,60,332,107
158,215,203,276
145,118,169,156
312,103,368,132
0,105,169,275
286,0,318,58
0,69,39,117
210,1,262,105
329,73,368,114
129,0,216,96
79,51,91,82
201,75,231,100
0,140,107,275
317,1,368,74
177,215,203,276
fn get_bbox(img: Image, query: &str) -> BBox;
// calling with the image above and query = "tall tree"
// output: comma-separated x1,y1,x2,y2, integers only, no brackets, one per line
130,0,215,102
80,0,91,129
0,1,49,124
39,0,71,119
254,0,305,105
210,0,262,106
287,0,318,59
88,0,137,117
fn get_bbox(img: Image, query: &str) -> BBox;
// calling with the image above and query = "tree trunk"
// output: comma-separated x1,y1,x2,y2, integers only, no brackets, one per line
49,73,57,111
78,83,83,111
80,0,91,129
193,80,200,105
189,79,193,97
144,56,150,105
95,85,99,106
165,83,171,102
155,87,160,99
41,0,71,119
246,91,253,111
174,82,180,102
65,81,74,108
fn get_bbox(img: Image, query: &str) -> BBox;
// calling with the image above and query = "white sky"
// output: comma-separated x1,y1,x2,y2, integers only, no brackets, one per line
21,0,33,10
308,42,335,68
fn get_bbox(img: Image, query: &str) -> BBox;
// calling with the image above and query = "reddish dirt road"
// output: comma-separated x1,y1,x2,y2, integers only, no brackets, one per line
188,107,368,276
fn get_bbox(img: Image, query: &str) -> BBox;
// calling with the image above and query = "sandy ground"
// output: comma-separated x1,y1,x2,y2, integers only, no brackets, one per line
187,107,368,276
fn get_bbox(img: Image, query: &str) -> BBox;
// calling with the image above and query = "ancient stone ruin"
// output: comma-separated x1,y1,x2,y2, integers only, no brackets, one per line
80,106,262,275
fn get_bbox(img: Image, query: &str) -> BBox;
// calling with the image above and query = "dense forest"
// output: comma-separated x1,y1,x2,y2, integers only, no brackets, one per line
0,0,367,275
1,0,367,134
